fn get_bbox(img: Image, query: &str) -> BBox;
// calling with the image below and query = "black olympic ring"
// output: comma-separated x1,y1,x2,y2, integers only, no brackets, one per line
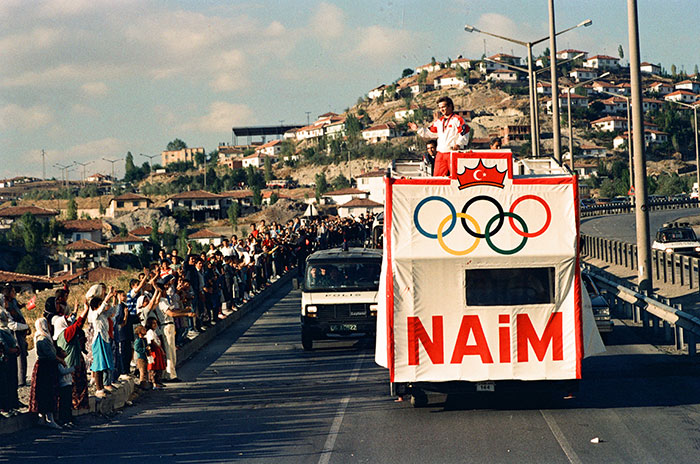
461,195,504,239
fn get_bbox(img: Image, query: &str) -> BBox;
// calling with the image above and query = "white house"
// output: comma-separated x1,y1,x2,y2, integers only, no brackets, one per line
592,81,618,94
487,70,519,83
415,62,443,73
615,83,632,96
63,239,110,269
664,90,699,104
642,98,664,113
85,173,113,183
433,71,465,89
536,81,552,96
569,68,598,82
255,140,283,157
583,55,620,70
614,129,669,148
295,123,325,141
362,123,397,144
322,187,368,206
337,198,384,218
591,115,629,132
647,82,674,95
547,94,588,113
394,108,416,121
410,83,434,95
557,49,588,60
640,62,661,74
580,144,608,158
675,80,700,93
324,118,346,139
368,84,387,100
60,219,104,244
477,60,508,74
600,96,627,114
108,234,147,254
188,228,223,247
356,169,386,203
450,58,472,70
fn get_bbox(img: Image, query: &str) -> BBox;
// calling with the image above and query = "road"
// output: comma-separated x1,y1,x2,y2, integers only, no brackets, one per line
3,281,700,463
581,207,700,244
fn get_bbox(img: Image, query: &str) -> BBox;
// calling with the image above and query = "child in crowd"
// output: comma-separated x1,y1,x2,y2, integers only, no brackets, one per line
145,317,166,390
133,325,149,389
56,349,75,427
87,287,116,398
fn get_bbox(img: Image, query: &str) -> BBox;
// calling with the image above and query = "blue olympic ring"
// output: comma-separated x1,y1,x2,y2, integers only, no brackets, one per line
414,196,457,239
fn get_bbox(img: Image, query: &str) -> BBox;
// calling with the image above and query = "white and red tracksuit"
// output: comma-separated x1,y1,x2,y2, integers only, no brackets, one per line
417,113,471,176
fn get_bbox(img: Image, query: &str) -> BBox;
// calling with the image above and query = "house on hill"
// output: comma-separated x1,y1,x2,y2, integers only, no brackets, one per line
591,115,629,132
486,70,519,83
188,228,223,247
107,193,152,218
59,219,104,244
675,80,700,94
362,123,398,144
569,68,598,82
583,55,620,70
647,81,674,96
664,90,699,104
0,205,58,230
167,190,224,221
0,270,55,293
415,62,443,74
557,49,588,60
640,62,661,74
63,239,110,269
161,147,205,167
322,187,368,206
337,198,383,218
356,170,385,203
130,226,153,240
108,234,148,254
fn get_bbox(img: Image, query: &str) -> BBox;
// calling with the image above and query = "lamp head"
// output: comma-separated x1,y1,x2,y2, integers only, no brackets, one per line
464,25,477,33
579,19,593,27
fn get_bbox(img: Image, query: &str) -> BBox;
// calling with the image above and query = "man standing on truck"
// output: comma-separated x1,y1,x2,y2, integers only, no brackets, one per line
408,96,471,176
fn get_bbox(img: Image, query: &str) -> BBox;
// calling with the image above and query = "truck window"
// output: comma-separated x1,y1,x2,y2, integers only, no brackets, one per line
305,260,381,291
466,267,555,306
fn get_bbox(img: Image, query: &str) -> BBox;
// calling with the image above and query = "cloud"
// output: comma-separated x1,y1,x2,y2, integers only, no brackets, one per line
71,103,98,116
81,81,108,96
462,13,543,57
310,2,345,41
179,102,255,133
351,26,416,62
46,137,131,167
0,104,54,131
0,27,63,55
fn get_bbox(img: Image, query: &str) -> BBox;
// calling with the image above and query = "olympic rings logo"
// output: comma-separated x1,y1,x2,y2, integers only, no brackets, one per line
413,194,552,256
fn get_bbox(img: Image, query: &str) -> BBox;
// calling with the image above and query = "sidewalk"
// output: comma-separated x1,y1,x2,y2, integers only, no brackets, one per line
0,271,294,435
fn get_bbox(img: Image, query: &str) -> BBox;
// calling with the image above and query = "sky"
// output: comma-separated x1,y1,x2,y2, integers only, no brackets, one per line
1,0,699,180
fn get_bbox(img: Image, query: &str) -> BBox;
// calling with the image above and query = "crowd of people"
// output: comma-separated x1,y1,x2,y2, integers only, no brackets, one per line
0,213,378,429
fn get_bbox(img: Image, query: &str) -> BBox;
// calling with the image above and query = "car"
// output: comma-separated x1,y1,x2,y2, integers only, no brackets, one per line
580,198,596,208
651,222,700,257
582,271,613,342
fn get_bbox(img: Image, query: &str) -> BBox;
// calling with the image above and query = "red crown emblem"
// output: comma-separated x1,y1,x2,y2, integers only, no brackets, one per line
456,160,507,189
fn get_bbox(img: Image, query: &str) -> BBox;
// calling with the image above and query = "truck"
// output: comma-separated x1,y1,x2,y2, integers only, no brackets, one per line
300,247,382,350
375,151,605,406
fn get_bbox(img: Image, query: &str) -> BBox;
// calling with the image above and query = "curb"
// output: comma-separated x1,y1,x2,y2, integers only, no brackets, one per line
0,271,294,435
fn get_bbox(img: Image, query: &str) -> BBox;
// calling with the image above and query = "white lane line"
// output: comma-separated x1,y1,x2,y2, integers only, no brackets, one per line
540,410,583,464
318,354,365,464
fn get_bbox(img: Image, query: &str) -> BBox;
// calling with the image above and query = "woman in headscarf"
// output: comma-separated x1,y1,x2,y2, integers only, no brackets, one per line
0,311,20,417
28,317,62,429
54,300,90,411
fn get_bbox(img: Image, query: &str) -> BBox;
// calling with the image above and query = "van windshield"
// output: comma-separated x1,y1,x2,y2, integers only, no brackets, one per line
305,260,381,291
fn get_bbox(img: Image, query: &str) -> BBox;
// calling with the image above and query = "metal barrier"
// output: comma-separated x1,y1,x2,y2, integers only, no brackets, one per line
581,233,700,292
581,197,699,217
584,265,700,356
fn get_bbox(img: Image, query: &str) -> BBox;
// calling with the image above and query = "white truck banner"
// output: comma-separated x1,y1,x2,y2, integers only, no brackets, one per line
376,152,603,384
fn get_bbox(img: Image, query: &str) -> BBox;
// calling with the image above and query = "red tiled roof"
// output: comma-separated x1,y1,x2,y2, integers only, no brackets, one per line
356,170,385,178
323,188,366,196
108,234,147,244
665,90,698,97
113,193,151,202
362,123,395,132
60,219,103,232
188,228,222,239
592,116,628,124
65,239,110,251
130,226,153,236
339,198,383,208
587,55,619,61
0,270,53,285
0,206,58,218
220,190,253,199
168,190,223,200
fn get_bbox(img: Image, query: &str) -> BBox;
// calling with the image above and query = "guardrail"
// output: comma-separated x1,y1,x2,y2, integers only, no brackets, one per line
581,197,698,217
582,234,700,292
584,265,700,356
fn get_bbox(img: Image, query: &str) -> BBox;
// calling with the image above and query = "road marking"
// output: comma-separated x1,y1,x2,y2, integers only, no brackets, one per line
540,410,583,464
318,354,365,464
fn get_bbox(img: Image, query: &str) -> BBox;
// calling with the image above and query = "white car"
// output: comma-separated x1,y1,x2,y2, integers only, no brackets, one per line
651,222,700,256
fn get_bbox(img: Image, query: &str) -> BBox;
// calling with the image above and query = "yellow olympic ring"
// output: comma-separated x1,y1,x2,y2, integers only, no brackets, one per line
437,213,480,256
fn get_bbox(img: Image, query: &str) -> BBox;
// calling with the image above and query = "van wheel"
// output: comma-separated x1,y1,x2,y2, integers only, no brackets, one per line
410,389,428,408
301,330,313,351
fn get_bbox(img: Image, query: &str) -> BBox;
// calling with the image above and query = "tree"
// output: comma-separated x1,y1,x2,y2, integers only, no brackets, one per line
227,201,240,228
671,64,677,76
430,57,436,66
694,64,699,76
194,151,206,166
264,156,274,182
617,44,624,60
66,196,78,220
15,254,41,275
401,68,414,78
18,212,43,253
540,48,550,68
251,185,262,206
331,174,350,190
124,152,136,178
149,217,160,247
345,114,363,138
166,139,187,151
315,172,329,202
417,70,428,84
208,150,219,164
269,192,279,205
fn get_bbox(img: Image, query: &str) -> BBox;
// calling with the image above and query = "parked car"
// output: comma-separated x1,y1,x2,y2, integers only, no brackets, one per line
582,271,613,342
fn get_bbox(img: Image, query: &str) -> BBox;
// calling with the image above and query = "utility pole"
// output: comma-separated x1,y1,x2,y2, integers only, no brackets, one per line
305,112,311,126
627,0,652,293
73,160,92,186
140,153,160,183
102,157,121,182
548,0,562,163
41,149,46,180
54,163,71,189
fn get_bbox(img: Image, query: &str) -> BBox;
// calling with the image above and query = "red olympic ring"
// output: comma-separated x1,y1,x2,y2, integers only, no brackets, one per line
508,195,551,238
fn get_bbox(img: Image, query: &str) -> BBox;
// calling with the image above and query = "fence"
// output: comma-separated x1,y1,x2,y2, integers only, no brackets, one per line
584,265,700,356
582,233,700,292
581,197,698,217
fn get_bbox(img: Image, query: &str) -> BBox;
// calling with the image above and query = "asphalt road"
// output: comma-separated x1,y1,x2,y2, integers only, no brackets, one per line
4,282,700,463
581,208,700,245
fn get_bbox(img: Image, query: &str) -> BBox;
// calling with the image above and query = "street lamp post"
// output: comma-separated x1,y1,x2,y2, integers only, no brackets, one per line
465,19,592,159
669,100,700,200
140,153,160,184
563,72,611,171
597,89,634,189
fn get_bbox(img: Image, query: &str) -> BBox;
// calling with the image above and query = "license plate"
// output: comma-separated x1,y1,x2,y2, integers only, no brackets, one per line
476,381,495,392
350,309,366,316
330,324,358,332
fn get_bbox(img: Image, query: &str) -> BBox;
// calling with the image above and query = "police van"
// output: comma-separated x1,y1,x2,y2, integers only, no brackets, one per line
300,247,382,350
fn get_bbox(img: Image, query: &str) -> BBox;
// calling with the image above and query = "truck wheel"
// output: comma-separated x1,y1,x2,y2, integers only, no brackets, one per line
301,330,313,351
410,389,428,408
